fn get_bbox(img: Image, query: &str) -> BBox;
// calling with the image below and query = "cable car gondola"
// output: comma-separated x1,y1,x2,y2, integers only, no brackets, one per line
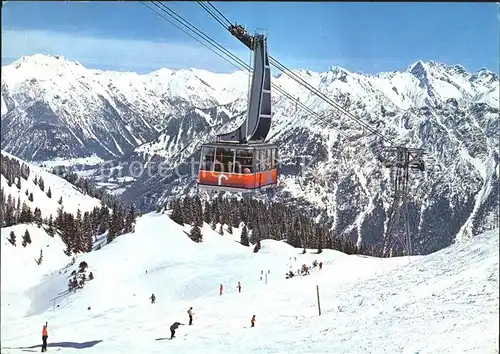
198,28,278,192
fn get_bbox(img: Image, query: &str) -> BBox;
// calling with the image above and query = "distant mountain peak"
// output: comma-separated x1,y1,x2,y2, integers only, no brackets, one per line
11,54,82,69
329,65,348,74
408,60,428,75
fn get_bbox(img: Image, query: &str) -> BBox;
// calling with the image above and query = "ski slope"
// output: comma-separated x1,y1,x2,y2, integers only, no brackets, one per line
1,213,498,353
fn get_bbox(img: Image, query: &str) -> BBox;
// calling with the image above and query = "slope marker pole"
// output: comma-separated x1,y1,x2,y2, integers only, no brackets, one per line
316,285,321,316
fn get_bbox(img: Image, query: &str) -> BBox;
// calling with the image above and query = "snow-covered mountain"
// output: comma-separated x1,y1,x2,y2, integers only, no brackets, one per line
1,55,499,254
1,212,498,353
1,54,249,161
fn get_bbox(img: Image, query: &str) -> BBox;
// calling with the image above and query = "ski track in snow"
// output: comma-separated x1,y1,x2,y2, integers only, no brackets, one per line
1,212,498,354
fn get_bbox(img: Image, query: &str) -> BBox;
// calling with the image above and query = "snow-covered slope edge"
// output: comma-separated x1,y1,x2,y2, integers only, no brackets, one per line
1,150,102,217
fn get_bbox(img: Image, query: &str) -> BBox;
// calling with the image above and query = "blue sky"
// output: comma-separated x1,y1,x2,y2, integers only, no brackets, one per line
2,1,499,74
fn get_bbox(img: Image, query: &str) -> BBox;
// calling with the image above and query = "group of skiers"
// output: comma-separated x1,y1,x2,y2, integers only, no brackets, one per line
149,281,251,340
40,279,260,348
219,281,242,295
67,271,94,293
167,307,255,339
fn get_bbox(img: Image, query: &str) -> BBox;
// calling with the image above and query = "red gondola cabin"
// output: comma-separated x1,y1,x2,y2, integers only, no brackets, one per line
198,142,278,192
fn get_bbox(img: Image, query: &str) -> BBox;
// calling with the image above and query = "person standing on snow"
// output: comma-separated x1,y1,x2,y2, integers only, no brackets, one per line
236,281,242,293
41,322,48,352
219,284,223,296
250,315,256,328
187,307,194,325
150,293,156,304
169,322,184,339
319,262,323,270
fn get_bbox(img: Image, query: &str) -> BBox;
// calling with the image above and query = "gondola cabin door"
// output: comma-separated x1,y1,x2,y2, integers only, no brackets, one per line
198,143,278,192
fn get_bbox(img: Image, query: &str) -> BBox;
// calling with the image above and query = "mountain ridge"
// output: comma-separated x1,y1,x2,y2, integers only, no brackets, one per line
1,53,498,255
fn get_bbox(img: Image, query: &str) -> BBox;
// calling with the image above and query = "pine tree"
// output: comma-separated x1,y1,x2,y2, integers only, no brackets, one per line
22,229,32,247
210,218,217,231
46,187,52,198
230,205,240,228
56,205,64,230
16,197,21,222
189,225,202,243
34,207,43,228
5,195,15,226
227,224,233,234
252,226,261,245
181,197,190,223
33,176,38,186
253,240,261,253
8,230,16,246
114,204,124,236
194,198,203,227
98,206,110,235
38,177,45,192
36,249,43,265
19,202,33,223
83,212,94,252
316,227,324,254
240,225,250,246
47,215,55,236
61,213,77,255
58,196,63,205
107,207,119,244
124,205,136,233
28,192,34,202
25,189,29,196
218,223,224,235
203,201,211,224
75,209,84,252
170,200,184,225
16,177,21,190
288,218,302,248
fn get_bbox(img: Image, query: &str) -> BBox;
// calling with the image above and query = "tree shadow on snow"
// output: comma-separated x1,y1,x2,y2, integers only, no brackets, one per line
16,340,103,350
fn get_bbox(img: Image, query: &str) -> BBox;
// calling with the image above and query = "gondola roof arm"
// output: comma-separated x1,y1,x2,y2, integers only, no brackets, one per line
228,24,255,50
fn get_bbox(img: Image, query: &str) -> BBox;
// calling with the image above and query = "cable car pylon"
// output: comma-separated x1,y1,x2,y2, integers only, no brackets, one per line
378,147,425,257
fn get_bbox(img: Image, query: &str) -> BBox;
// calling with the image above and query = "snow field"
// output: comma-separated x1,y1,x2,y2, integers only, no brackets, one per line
0,212,498,353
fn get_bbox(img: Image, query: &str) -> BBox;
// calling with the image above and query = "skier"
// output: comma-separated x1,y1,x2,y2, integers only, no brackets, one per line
319,261,323,270
219,284,223,296
41,322,48,352
150,293,156,304
250,315,256,328
169,322,184,339
187,307,194,325
236,281,242,293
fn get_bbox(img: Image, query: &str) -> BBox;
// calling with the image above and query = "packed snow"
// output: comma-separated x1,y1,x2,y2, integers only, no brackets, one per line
1,212,498,353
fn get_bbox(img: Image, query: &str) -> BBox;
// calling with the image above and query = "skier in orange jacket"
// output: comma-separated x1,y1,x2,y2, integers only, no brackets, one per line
41,322,48,352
